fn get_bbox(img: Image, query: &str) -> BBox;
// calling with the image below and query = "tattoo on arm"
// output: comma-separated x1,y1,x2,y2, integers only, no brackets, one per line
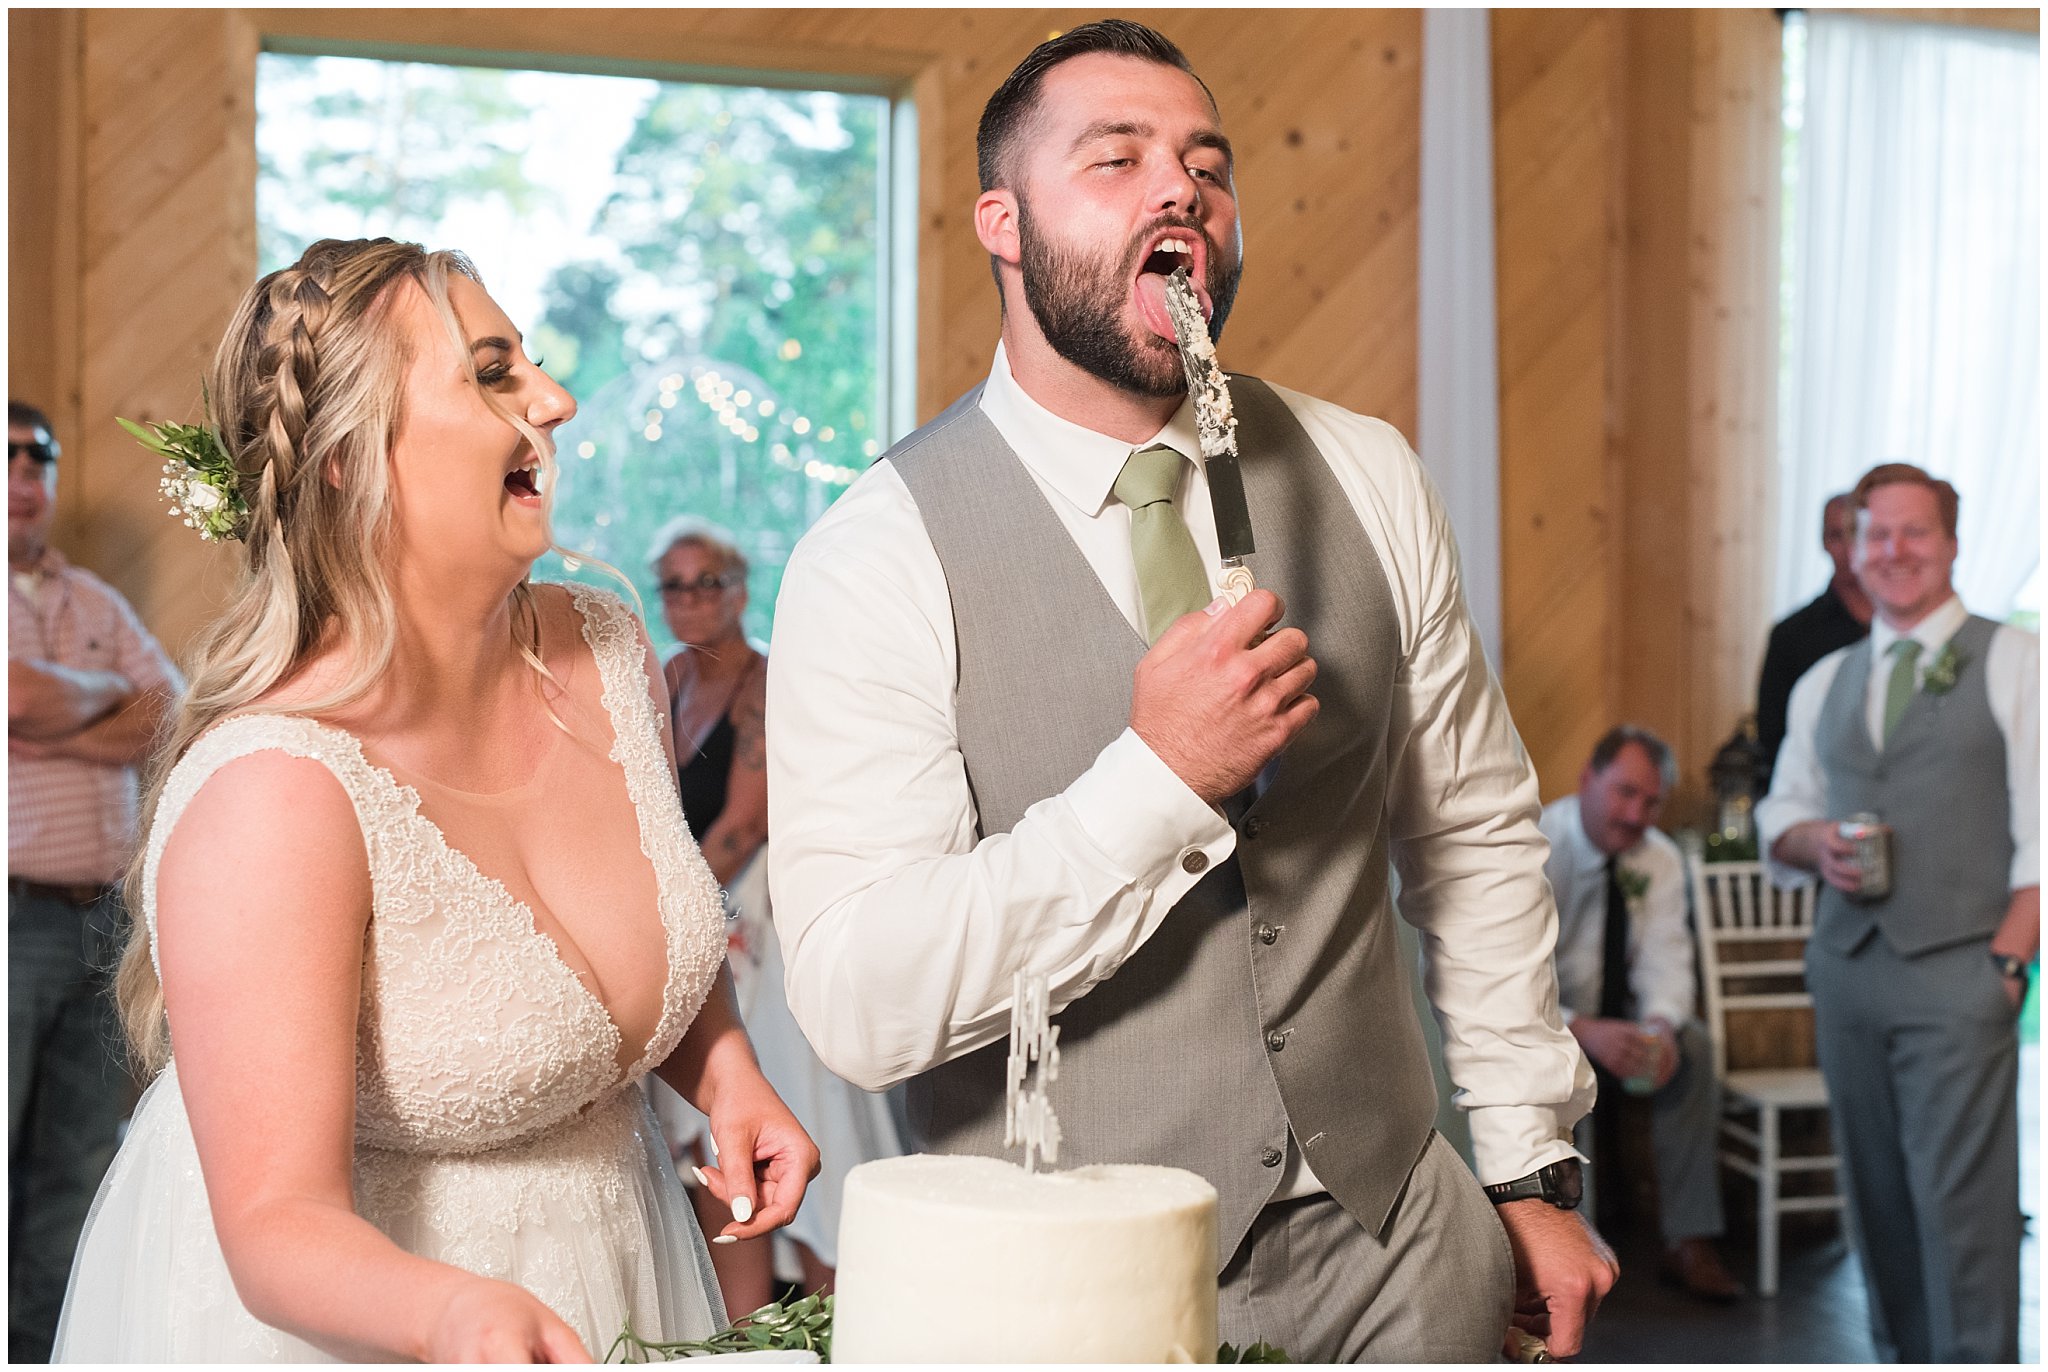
731,668,767,771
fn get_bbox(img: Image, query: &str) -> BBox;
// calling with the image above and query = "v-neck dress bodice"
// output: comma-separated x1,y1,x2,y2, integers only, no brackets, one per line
53,585,729,1362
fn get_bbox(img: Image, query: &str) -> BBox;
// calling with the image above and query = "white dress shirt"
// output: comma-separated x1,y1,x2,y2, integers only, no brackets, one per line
1758,594,2039,892
1538,795,1697,1029
767,344,1590,1185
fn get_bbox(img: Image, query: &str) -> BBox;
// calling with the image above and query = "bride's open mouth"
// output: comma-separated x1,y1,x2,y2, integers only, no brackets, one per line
504,456,544,504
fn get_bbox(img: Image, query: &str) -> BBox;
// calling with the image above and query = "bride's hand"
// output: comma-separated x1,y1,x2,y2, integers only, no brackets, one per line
697,1078,821,1243
423,1277,592,1363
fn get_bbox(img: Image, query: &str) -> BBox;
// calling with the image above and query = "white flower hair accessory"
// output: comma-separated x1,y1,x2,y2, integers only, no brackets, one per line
119,396,247,543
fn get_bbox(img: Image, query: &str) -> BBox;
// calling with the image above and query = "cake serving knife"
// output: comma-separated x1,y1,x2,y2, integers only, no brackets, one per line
1164,266,1256,605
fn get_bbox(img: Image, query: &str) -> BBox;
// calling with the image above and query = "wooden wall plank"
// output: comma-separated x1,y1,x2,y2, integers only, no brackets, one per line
8,9,85,499
1497,9,1783,814
1494,8,1622,796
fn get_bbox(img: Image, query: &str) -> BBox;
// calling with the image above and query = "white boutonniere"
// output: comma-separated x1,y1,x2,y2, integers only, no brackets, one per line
1922,642,1965,696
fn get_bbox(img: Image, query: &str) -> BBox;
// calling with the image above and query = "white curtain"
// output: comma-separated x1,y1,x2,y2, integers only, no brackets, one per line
1778,13,2040,618
1418,7,1503,668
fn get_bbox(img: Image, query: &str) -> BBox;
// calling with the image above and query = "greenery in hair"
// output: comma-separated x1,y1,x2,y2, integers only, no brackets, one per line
121,392,248,543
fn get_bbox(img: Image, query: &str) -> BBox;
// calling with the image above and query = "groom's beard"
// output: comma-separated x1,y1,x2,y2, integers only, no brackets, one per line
1016,196,1241,399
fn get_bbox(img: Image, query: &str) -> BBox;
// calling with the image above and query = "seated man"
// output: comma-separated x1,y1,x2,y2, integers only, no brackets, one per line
1540,726,1742,1302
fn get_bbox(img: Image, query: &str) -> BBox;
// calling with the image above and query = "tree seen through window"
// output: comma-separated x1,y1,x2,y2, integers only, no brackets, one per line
257,53,892,645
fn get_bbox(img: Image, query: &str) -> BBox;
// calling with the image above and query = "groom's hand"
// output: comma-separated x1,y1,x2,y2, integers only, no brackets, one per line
1494,1200,1618,1359
1131,589,1318,805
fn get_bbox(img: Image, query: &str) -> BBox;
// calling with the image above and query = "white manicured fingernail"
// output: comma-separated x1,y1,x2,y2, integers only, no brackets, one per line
1204,597,1226,615
691,1166,710,1188
732,1195,754,1223
712,1234,738,1245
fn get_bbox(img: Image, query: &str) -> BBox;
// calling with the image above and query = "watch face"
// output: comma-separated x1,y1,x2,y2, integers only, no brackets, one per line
1545,1160,1584,1208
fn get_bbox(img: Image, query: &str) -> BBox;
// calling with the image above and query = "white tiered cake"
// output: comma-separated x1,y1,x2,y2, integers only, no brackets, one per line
832,1154,1219,1363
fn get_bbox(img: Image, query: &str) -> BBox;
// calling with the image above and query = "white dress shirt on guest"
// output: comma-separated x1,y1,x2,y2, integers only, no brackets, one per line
1757,594,2038,892
767,344,1590,1186
1538,795,1696,1030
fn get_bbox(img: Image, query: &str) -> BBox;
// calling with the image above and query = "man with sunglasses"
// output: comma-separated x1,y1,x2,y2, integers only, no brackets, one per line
8,399,181,1361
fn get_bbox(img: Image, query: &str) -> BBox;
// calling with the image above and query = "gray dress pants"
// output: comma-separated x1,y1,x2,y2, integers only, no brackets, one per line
1808,933,2021,1363
1217,1131,1514,1361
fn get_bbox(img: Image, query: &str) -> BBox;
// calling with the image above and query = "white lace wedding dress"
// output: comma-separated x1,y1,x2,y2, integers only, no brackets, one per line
53,586,731,1362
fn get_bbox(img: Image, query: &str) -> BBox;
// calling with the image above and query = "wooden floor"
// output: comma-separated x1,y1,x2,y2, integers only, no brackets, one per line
1581,1042,2039,1363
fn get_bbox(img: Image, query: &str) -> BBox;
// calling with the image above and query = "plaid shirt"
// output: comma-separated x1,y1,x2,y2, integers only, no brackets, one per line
8,549,181,884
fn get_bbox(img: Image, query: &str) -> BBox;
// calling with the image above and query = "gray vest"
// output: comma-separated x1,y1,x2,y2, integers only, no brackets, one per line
889,376,1438,1265
1814,615,2012,956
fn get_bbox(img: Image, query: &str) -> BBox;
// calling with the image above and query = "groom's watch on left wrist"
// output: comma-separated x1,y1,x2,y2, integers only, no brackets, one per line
1483,1158,1583,1210
1991,952,2030,988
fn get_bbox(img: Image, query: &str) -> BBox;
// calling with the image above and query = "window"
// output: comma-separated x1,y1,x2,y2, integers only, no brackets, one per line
1776,12,2039,622
257,52,905,644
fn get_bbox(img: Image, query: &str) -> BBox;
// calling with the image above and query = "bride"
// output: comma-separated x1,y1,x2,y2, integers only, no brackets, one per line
54,238,817,1362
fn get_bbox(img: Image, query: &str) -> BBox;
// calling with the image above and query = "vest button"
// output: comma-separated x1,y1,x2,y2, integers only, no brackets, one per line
1243,817,1266,841
1266,1029,1287,1053
1255,922,1278,945
1261,1146,1284,1168
1181,849,1210,875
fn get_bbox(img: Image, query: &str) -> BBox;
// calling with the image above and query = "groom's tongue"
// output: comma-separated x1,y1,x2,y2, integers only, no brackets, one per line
1135,273,1177,341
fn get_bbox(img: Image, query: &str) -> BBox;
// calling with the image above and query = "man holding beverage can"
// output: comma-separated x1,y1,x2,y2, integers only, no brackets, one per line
1760,462,2038,1363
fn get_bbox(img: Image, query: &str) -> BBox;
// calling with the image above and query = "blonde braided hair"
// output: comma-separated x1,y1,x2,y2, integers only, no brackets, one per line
115,238,564,1074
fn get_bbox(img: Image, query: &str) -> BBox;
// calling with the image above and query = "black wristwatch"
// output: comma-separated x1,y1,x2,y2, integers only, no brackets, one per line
1483,1158,1583,1210
1990,952,2030,987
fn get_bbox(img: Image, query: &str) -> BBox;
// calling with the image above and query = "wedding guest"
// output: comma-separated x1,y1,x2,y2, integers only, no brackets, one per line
54,238,815,1362
768,21,1611,1361
645,515,902,1310
9,400,182,1362
1541,726,1741,1303
1755,492,1871,783
1760,462,2036,1362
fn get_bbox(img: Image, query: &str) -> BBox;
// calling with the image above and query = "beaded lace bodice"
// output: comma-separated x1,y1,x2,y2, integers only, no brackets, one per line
141,584,727,1155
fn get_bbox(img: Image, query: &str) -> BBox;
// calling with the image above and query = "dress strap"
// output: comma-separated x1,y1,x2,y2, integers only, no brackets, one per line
141,714,390,982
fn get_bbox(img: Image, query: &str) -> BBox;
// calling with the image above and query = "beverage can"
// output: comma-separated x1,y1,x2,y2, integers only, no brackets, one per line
1623,1024,1664,1095
1838,812,1893,901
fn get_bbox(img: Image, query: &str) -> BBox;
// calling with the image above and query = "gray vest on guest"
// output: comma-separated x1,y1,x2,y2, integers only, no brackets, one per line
888,375,1439,1267
1813,615,2012,957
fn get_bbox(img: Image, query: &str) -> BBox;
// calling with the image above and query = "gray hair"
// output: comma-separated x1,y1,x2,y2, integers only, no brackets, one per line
1588,724,1677,790
648,514,747,578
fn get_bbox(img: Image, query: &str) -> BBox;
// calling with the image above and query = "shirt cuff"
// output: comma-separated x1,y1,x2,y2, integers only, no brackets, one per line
1063,728,1236,899
1466,1105,1586,1187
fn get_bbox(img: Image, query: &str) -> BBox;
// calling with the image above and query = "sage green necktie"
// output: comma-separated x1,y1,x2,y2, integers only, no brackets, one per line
1113,444,1211,643
1882,639,1922,745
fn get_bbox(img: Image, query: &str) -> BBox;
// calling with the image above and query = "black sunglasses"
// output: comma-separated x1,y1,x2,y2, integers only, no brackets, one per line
9,437,57,466
658,572,742,596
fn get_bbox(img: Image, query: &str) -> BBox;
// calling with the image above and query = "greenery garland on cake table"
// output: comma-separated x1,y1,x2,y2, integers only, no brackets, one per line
605,1295,1290,1363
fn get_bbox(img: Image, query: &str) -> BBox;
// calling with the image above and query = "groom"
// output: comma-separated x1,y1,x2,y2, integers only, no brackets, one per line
767,20,1611,1360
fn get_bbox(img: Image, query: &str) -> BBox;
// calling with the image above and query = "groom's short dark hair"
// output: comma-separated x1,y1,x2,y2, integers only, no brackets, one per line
976,19,1214,193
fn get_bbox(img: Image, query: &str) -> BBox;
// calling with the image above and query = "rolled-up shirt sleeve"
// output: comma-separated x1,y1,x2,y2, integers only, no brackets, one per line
1307,405,1592,1185
765,465,1233,1092
1757,656,1839,890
